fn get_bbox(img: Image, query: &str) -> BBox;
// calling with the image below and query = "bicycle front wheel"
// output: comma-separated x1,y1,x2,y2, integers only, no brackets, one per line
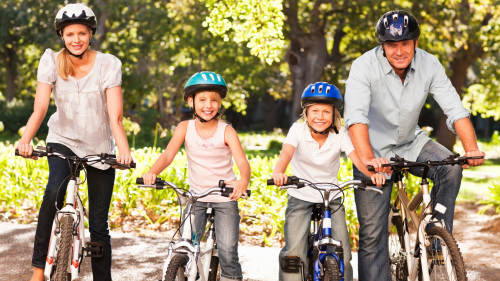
54,215,74,281
164,254,189,281
322,255,341,281
420,226,467,281
388,212,408,281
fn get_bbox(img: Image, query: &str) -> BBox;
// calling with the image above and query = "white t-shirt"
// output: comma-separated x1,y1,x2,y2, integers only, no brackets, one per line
285,122,355,203
37,49,122,169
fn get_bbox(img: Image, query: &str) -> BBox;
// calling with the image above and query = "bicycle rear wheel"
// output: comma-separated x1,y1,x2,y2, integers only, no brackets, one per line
420,226,467,281
388,211,409,281
54,215,74,281
164,254,189,281
322,255,342,281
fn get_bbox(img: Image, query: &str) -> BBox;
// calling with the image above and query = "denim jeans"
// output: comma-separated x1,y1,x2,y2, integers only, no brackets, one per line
353,140,463,281
32,143,116,281
279,195,353,281
194,200,243,281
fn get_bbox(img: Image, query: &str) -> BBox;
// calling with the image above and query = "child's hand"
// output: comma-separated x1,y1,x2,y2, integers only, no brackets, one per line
272,173,288,187
142,173,158,185
370,173,386,187
225,179,249,200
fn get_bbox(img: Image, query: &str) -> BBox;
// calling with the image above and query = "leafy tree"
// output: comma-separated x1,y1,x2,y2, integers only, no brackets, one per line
203,0,500,149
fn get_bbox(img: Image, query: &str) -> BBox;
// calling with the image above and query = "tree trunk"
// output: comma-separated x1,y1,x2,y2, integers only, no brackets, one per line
4,48,17,101
286,35,328,124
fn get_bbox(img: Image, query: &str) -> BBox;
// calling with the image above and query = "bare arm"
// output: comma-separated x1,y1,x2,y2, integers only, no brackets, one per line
16,82,52,158
224,126,251,200
142,121,188,185
348,123,391,174
454,117,485,168
106,86,132,166
271,143,295,186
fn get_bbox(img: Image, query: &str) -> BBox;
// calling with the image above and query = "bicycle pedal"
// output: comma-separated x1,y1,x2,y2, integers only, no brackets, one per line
84,242,104,258
280,256,302,273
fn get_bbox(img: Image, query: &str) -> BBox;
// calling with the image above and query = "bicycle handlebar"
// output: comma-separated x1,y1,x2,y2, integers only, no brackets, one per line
15,146,136,169
367,154,484,172
136,178,252,199
267,176,385,193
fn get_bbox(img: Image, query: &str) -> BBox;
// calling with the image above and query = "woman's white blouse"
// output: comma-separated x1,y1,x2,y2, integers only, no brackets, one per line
37,49,122,167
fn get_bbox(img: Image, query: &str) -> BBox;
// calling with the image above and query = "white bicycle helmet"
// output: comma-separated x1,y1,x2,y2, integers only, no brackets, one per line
55,3,97,36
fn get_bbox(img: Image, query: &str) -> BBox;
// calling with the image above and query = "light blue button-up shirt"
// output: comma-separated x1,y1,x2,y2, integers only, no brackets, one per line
344,46,470,161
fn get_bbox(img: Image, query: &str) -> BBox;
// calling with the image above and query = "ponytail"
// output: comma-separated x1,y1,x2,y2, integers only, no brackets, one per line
56,48,75,80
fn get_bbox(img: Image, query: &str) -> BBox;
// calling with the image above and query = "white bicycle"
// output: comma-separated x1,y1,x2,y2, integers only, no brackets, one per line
16,145,135,281
136,178,250,281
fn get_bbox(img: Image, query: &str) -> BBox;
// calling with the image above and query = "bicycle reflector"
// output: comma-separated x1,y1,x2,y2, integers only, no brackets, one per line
434,203,447,215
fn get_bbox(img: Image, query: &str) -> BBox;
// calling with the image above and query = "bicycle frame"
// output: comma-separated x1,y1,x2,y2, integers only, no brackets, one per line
309,188,345,281
162,203,218,281
391,169,451,281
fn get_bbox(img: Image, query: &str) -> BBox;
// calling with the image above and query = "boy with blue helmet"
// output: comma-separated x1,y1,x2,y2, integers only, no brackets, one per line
272,82,385,281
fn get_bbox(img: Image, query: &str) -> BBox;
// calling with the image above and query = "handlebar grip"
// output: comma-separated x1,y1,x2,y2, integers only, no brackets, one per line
267,179,275,185
367,165,375,172
130,162,136,169
136,178,144,185
360,179,388,187
15,149,46,158
220,188,252,198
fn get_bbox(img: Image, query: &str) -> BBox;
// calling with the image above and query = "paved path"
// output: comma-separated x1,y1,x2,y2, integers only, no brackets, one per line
0,222,360,280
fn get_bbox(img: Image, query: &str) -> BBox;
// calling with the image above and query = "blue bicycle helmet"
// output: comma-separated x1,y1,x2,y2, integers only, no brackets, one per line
301,82,343,110
375,10,420,43
184,71,227,101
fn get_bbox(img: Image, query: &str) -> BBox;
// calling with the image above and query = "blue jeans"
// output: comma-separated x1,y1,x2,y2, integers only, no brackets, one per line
353,140,463,281
279,196,353,281
194,201,243,281
32,143,116,281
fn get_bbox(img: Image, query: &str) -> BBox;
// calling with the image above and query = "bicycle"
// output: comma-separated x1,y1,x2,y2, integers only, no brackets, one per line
370,154,484,281
16,145,135,281
136,177,251,281
267,176,384,281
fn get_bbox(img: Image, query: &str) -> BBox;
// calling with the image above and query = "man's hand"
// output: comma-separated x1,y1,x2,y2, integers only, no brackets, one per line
463,150,485,169
366,157,392,176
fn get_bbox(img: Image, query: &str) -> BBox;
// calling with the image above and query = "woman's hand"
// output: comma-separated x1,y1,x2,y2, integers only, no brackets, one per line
271,172,288,187
16,142,37,159
114,153,134,170
226,179,249,200
370,173,386,187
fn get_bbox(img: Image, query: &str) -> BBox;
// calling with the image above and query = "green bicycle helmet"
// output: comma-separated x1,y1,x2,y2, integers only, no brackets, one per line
184,71,227,101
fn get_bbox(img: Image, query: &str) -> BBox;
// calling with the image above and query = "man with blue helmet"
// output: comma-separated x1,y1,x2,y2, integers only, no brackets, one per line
344,10,485,281
272,82,386,281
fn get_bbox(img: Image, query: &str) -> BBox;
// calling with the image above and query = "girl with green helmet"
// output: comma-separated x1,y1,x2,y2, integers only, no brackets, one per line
142,71,250,281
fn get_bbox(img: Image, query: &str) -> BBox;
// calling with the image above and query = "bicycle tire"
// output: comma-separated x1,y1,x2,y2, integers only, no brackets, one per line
54,215,74,281
388,212,409,281
322,255,342,281
164,254,189,281
419,226,467,281
207,256,219,281
307,233,316,281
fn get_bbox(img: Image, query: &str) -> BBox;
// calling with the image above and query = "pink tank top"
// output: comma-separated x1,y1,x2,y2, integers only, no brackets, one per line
184,120,237,202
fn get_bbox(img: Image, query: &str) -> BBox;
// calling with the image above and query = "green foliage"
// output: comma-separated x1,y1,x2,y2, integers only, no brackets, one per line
479,180,500,214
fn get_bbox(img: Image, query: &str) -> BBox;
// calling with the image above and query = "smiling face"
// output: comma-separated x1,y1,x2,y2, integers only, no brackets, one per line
61,24,92,56
188,91,222,121
382,39,417,76
305,103,334,133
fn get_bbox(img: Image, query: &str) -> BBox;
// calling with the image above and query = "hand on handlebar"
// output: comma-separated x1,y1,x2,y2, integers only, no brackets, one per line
367,157,392,176
463,150,485,168
113,153,134,170
225,179,249,200
15,143,37,160
271,172,288,187
370,173,386,187
142,173,158,185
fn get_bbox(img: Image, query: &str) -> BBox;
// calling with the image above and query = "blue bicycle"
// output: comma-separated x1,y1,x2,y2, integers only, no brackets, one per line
267,176,383,281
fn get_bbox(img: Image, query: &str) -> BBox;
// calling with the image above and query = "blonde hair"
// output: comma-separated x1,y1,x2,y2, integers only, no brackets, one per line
189,91,223,120
301,103,341,133
56,25,92,80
